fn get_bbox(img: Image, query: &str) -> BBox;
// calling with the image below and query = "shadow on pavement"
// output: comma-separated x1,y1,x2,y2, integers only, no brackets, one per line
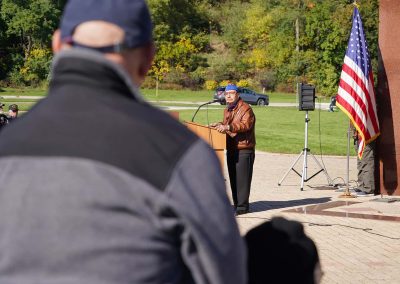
250,197,332,213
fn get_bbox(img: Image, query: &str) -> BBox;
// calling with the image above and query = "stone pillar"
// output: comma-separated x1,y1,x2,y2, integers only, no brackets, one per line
377,0,400,195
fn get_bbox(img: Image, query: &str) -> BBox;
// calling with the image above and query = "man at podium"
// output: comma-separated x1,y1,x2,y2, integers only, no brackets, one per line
210,84,256,216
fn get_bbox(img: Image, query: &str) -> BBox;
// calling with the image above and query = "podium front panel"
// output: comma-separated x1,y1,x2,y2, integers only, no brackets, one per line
184,121,226,169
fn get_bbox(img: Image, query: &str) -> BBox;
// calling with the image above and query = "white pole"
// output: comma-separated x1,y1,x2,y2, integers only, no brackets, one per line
346,121,350,191
339,120,356,198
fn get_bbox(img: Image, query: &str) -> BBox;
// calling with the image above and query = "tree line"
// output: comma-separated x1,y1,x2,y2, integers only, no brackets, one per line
0,0,378,96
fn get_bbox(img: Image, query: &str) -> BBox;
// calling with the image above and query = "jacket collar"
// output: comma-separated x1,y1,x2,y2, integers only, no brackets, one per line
50,48,145,103
227,98,243,111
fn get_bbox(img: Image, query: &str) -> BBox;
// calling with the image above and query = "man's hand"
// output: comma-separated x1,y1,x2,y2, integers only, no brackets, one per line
216,124,229,133
209,122,221,128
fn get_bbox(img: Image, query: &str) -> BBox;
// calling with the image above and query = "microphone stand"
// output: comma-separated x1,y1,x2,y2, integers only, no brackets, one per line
191,100,219,122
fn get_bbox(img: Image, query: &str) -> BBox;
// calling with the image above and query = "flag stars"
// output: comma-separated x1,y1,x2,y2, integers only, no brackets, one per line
339,11,379,146
346,9,372,69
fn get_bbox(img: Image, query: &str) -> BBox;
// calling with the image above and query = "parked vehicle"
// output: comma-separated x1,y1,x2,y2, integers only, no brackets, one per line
213,86,270,106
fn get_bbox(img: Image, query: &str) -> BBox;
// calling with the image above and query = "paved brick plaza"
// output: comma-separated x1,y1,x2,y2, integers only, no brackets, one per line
226,151,400,284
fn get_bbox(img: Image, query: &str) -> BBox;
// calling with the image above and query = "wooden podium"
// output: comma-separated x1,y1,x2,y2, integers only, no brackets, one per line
184,121,226,168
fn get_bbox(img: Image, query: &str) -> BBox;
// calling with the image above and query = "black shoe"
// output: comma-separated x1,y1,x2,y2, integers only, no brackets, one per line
355,191,373,197
352,188,374,195
235,209,249,216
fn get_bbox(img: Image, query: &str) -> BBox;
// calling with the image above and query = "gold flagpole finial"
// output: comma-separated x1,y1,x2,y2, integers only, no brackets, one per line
352,1,360,8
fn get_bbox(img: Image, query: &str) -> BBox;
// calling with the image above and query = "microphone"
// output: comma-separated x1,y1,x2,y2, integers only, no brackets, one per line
191,99,220,122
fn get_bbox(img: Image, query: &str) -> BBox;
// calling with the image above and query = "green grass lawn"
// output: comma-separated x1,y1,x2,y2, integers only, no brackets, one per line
141,88,296,103
1,87,330,103
141,89,211,101
173,106,352,156
0,87,47,96
141,89,330,104
1,87,349,155
4,102,37,112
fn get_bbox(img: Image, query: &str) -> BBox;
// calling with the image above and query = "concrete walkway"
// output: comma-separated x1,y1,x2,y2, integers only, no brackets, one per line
0,95,44,100
228,151,400,284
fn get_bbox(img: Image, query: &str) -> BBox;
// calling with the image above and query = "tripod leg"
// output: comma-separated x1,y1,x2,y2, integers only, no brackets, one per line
300,149,308,191
278,151,304,186
309,153,333,185
300,111,310,191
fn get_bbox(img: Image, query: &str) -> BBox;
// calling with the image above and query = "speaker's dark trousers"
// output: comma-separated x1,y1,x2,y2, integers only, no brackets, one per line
356,141,376,194
227,149,255,211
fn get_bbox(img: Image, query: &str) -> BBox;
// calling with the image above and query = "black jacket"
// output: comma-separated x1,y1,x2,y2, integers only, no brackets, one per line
0,49,246,284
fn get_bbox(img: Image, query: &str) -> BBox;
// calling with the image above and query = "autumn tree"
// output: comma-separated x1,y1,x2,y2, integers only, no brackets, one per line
1,0,60,85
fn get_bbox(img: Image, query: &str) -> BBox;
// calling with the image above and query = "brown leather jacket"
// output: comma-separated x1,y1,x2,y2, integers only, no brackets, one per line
222,98,256,151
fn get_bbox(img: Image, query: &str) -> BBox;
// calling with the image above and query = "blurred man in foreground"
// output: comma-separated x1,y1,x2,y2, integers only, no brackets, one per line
246,217,322,284
0,1,246,283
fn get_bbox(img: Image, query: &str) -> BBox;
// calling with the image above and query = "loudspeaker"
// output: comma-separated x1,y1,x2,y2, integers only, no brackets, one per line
297,83,315,111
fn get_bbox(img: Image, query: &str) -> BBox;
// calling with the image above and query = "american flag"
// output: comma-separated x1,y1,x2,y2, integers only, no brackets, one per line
336,7,380,158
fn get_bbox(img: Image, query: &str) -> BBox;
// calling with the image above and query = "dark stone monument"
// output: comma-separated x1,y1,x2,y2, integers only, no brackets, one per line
377,0,400,195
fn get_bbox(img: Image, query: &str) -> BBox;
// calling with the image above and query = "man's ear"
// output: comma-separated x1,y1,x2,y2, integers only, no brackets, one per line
138,42,155,78
52,29,62,54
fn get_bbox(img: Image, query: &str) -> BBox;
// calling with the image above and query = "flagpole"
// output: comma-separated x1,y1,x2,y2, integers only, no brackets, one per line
339,120,356,198
336,1,380,197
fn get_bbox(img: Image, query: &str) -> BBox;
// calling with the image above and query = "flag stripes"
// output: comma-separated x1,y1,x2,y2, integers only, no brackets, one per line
336,7,379,158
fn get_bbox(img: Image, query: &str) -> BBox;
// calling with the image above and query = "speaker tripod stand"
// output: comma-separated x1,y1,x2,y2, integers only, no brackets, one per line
278,111,332,190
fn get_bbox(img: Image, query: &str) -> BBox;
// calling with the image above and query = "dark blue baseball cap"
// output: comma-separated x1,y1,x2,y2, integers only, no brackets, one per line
60,0,153,52
225,84,239,92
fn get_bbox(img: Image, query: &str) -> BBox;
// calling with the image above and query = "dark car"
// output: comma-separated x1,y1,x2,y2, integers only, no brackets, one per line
214,86,269,106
